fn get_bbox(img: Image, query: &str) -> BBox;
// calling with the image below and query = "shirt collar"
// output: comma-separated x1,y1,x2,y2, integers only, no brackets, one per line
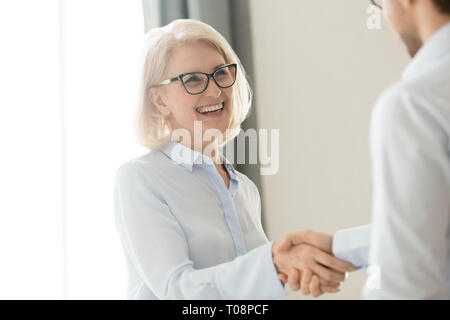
218,153,239,182
402,22,450,80
160,141,237,178
160,141,206,171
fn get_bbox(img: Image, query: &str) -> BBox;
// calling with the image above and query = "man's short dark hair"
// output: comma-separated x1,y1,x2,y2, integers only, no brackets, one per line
432,0,450,14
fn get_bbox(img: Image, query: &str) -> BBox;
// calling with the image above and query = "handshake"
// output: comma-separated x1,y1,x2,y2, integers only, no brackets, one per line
272,230,356,297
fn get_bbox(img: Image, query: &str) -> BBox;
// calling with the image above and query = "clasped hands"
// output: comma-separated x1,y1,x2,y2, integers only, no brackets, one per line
272,230,355,297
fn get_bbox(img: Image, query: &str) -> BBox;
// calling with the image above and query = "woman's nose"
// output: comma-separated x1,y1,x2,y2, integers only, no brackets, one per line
203,78,222,98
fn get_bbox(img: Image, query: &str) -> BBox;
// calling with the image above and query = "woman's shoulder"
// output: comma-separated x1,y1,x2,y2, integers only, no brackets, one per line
113,151,171,205
114,149,177,184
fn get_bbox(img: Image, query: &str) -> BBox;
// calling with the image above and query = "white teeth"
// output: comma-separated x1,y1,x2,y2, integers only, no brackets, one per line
197,103,223,114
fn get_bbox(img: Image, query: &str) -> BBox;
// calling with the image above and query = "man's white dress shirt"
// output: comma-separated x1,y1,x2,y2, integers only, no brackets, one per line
333,23,450,299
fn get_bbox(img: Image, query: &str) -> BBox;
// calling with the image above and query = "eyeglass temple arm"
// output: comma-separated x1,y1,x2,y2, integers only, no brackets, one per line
371,0,381,8
158,77,180,86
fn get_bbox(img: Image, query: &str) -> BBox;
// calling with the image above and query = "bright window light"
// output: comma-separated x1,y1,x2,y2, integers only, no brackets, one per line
0,0,147,299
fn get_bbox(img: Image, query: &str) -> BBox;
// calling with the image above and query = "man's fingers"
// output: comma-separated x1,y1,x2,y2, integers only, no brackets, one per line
310,275,322,298
311,261,346,282
288,268,301,291
313,248,355,273
300,267,312,295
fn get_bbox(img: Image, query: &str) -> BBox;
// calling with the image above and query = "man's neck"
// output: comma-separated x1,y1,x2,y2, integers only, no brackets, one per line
420,18,450,43
414,3,450,43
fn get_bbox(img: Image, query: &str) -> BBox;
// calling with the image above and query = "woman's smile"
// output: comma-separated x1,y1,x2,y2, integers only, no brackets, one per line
195,101,225,118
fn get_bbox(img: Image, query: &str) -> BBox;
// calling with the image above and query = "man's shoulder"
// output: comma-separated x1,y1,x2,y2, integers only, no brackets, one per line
370,60,450,150
371,82,413,130
377,53,450,109
374,68,449,129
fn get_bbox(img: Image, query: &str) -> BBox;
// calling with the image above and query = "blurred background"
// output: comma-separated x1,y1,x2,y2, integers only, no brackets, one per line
0,0,409,299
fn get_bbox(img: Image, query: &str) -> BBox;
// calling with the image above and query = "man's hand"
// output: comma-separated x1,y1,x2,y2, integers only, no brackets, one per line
276,229,334,253
272,230,355,297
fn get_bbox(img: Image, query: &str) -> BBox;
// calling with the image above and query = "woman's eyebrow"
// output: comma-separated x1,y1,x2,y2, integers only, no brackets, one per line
211,64,226,71
182,64,226,74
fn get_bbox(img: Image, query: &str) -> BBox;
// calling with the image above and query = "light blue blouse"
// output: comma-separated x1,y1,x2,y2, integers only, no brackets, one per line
113,141,286,299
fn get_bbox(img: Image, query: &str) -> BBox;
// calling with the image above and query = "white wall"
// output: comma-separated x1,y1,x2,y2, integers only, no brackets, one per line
249,0,410,299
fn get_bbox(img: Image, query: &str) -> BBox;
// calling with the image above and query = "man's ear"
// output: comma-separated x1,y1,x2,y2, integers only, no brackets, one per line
149,87,171,117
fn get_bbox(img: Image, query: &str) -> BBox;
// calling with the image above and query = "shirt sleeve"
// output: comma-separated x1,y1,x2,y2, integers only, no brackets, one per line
362,87,450,299
113,161,286,300
332,224,371,270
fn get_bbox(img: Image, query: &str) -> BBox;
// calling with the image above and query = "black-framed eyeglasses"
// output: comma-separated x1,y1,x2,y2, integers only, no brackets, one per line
153,63,237,95
371,0,382,9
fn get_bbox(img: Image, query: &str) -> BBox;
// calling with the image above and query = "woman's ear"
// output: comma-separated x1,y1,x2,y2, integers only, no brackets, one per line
149,87,171,117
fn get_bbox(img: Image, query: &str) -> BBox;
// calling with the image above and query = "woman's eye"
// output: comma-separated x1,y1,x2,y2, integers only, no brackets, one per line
185,75,201,83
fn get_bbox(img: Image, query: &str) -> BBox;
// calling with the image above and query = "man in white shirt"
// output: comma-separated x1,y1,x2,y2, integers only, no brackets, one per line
276,0,450,299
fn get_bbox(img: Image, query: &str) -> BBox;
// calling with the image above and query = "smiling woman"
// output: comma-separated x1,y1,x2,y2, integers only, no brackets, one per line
114,19,274,300
113,19,351,300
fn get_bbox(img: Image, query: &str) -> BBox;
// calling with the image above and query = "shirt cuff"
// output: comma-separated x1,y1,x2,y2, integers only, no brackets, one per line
214,241,287,299
263,241,287,299
332,224,372,270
